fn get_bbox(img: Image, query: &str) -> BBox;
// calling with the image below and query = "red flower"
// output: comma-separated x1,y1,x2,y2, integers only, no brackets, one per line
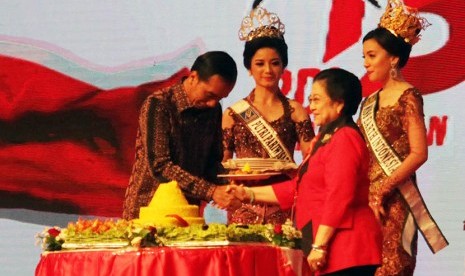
48,228,60,237
274,224,283,234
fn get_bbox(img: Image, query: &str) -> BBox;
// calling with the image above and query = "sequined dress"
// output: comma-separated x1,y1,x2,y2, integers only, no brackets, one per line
223,94,314,224
358,88,424,276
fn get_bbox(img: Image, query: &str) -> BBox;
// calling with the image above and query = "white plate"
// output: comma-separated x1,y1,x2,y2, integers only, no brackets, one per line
217,172,281,180
222,158,297,171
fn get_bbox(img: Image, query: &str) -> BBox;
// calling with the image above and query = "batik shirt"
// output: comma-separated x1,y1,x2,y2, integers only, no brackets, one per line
123,81,224,220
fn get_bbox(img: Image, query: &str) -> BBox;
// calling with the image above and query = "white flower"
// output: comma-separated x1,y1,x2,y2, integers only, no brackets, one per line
131,237,142,247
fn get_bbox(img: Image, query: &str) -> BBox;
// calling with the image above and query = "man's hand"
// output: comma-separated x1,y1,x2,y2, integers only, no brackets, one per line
212,185,242,211
227,183,248,201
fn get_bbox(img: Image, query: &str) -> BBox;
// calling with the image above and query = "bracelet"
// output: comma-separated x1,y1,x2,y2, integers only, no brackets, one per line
244,187,255,204
311,244,328,254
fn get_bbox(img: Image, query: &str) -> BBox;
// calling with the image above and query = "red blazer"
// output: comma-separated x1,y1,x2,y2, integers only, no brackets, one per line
273,127,382,274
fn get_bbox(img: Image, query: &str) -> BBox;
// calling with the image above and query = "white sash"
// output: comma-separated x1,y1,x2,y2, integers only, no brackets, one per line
361,92,448,254
230,100,293,162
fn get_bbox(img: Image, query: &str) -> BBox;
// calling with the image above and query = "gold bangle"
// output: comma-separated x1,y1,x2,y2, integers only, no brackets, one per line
244,187,255,204
311,244,328,254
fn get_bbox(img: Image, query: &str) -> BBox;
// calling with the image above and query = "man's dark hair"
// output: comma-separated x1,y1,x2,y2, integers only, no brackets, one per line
191,51,238,84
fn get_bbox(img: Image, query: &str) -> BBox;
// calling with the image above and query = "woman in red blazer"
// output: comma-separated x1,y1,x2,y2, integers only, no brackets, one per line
232,68,382,275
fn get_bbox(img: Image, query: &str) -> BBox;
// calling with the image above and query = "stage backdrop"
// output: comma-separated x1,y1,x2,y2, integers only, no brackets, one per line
0,1,463,275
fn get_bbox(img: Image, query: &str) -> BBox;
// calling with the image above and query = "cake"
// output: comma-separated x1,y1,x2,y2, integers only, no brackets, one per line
138,181,205,226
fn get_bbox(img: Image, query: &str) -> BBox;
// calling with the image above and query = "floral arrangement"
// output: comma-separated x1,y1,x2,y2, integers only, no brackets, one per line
35,226,64,251
269,219,302,248
36,218,302,252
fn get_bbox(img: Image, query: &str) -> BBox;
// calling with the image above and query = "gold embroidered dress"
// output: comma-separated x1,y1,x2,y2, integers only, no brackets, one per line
123,81,224,220
223,94,314,224
358,88,425,276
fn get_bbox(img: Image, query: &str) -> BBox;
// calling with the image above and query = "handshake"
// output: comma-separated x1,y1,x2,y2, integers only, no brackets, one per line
211,183,254,211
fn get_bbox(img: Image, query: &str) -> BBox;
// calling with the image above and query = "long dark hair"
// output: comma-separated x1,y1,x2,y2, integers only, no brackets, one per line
363,27,412,68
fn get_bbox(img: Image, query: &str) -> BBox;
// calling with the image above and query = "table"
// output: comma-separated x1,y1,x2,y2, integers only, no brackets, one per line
35,244,310,276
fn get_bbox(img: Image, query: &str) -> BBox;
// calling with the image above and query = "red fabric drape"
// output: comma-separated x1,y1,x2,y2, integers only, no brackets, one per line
0,55,187,216
35,245,310,276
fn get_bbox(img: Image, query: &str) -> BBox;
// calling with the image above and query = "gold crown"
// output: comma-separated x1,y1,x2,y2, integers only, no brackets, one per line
379,0,430,45
238,7,285,42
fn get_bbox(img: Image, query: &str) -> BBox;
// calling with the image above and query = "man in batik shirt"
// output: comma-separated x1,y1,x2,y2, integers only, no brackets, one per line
123,51,239,220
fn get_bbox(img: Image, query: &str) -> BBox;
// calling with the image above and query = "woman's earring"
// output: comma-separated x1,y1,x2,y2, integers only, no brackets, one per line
390,63,398,79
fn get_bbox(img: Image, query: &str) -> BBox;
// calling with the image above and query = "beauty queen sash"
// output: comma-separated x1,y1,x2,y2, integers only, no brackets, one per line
230,100,293,162
361,92,448,255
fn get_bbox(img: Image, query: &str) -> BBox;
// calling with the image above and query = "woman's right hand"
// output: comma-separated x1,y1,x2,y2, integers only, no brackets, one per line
369,192,387,223
307,246,328,273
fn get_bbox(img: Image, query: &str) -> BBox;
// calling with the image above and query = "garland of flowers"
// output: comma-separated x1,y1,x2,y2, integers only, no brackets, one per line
35,218,302,252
